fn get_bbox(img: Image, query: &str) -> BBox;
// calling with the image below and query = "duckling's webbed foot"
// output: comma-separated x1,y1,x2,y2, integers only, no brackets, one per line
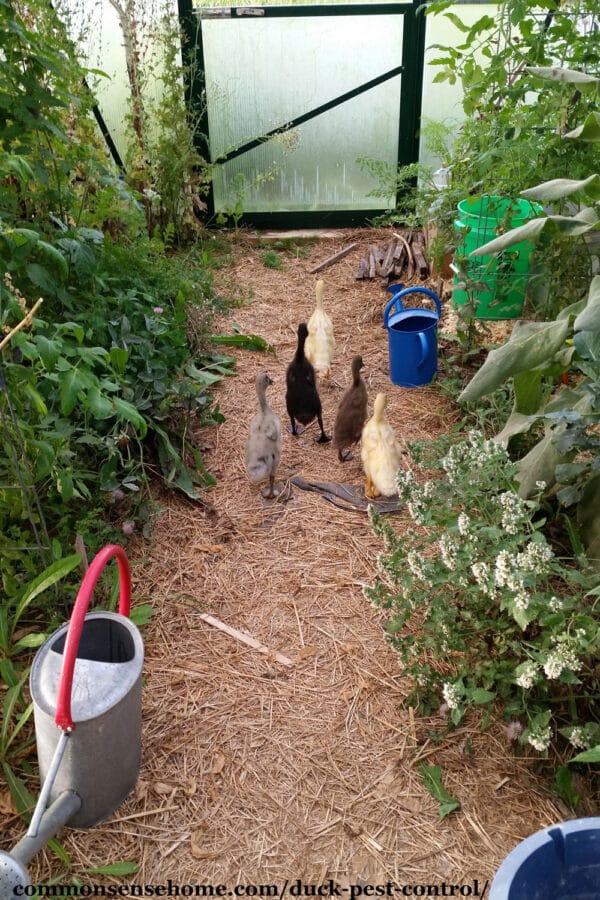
261,475,279,499
316,414,331,443
287,420,303,436
339,449,353,462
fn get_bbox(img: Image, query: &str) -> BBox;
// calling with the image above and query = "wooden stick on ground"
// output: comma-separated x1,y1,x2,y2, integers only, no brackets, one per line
308,242,359,274
198,612,294,667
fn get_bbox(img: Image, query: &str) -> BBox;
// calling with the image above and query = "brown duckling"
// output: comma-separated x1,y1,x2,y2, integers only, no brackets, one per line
332,355,368,462
285,322,331,443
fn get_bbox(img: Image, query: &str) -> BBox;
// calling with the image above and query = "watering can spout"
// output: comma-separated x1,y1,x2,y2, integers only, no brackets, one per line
0,791,81,893
13,791,82,867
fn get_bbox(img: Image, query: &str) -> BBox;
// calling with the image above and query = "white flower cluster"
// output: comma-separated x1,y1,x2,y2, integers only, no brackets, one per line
440,431,506,485
471,560,494,596
543,639,582,680
516,541,553,575
568,727,587,750
438,534,458,571
397,469,418,498
549,596,563,612
516,661,538,689
495,550,523,592
442,682,461,710
457,513,471,536
498,491,529,535
527,724,551,752
397,470,428,525
407,550,426,581
514,590,530,612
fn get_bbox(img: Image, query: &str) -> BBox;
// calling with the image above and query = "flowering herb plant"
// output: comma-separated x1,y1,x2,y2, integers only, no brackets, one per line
365,431,600,757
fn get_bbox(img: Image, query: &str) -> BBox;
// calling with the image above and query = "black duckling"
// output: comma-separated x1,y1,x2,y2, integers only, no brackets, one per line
332,355,368,462
246,372,282,499
285,322,331,443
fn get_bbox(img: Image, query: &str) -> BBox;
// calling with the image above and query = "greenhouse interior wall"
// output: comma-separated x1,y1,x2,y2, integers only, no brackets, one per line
59,0,497,220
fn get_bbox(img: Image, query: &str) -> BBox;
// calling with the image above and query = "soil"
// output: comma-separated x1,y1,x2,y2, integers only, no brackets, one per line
14,228,570,892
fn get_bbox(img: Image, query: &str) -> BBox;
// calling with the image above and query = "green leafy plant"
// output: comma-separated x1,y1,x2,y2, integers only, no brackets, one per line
1,554,82,815
261,249,284,270
457,76,600,559
210,333,275,353
419,763,461,819
552,764,581,809
401,0,600,307
366,431,599,765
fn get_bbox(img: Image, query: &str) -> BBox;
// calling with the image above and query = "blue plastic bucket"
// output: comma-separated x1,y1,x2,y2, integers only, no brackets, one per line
490,817,600,899
384,285,442,388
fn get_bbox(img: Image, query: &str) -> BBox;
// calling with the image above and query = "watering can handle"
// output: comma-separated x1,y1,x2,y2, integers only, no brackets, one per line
383,286,442,326
55,544,132,732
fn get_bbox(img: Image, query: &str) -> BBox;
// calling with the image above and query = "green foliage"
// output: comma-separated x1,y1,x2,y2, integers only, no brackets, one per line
409,0,600,315
552,765,581,809
215,173,247,234
261,249,284,270
457,88,600,558
366,431,599,764
419,764,461,819
0,0,232,829
0,554,82,816
358,121,459,233
210,333,275,353
137,9,209,244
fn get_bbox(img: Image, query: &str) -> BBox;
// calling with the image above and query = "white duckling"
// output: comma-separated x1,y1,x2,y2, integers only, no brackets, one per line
246,372,282,499
360,393,402,498
304,279,335,378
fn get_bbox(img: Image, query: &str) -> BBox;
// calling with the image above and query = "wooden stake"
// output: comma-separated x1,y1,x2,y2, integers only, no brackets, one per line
308,242,359,274
199,612,294,667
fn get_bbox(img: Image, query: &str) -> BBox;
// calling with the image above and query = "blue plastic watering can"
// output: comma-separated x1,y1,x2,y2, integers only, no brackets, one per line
383,284,442,388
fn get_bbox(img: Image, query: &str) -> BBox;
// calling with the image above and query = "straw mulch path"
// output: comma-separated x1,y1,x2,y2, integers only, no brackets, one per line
28,229,566,890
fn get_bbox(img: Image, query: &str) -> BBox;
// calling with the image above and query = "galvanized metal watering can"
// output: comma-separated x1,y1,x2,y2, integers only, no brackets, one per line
0,545,143,892
384,283,442,388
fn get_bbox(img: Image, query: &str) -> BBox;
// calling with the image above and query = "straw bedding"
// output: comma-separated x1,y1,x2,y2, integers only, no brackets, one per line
18,229,567,889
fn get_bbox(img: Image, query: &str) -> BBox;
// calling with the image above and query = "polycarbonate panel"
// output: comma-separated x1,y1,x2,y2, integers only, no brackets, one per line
202,14,403,213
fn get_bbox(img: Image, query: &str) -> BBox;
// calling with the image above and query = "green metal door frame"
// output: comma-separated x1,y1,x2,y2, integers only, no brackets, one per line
178,1,426,228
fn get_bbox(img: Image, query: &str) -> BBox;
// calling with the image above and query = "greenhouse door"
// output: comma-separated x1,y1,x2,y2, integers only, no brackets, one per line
178,2,426,228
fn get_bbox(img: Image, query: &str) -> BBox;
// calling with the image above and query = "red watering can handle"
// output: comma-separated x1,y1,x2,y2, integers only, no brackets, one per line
55,544,132,732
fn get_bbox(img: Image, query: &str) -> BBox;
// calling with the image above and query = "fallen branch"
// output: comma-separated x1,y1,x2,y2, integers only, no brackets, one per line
0,298,43,352
308,242,359,274
198,612,294,667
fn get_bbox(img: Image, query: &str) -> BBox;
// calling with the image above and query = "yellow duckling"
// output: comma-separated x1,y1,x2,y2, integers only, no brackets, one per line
246,372,282,499
360,393,402,498
304,279,335,378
